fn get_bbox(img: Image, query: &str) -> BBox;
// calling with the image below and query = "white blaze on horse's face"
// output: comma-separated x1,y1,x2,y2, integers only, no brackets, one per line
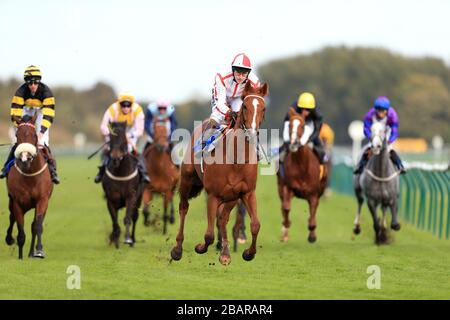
289,119,301,152
371,122,386,155
290,119,300,145
250,97,259,135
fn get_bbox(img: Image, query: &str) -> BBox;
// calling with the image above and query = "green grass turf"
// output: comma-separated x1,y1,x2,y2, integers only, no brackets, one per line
0,156,448,299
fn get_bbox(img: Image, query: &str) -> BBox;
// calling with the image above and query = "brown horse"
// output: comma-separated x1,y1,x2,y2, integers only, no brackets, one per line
5,115,53,259
277,108,327,243
142,119,179,234
171,81,269,265
101,122,143,248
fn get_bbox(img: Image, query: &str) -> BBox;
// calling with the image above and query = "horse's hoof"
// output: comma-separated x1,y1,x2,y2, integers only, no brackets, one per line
195,243,208,254
353,226,361,235
32,250,45,259
242,249,255,261
169,216,175,224
308,234,317,243
391,223,401,231
280,236,289,242
219,255,231,266
124,238,134,246
170,247,182,261
5,236,15,246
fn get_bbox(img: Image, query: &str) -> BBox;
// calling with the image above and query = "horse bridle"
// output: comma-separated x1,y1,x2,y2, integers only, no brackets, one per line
289,116,305,151
238,94,265,134
17,122,39,160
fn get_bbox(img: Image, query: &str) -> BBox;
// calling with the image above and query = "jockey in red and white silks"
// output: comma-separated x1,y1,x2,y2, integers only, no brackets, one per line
210,53,260,125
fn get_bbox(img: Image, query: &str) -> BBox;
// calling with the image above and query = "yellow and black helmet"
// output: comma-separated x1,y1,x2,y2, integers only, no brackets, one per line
117,92,135,106
297,92,316,109
24,65,42,80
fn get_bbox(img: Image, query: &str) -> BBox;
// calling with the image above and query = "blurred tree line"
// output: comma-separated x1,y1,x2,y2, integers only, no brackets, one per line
259,46,450,144
0,46,449,145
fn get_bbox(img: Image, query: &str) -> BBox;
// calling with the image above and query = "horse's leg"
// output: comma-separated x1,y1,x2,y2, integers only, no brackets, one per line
107,201,120,249
216,204,223,251
28,216,37,258
5,206,16,246
142,189,152,227
232,205,243,252
307,195,320,243
171,185,190,261
124,198,137,246
279,184,293,242
237,201,247,244
195,194,219,254
12,202,26,260
378,205,389,244
367,199,381,245
131,206,139,245
162,191,172,235
32,199,49,258
219,201,237,265
241,191,260,261
390,200,401,231
353,184,364,235
169,195,175,224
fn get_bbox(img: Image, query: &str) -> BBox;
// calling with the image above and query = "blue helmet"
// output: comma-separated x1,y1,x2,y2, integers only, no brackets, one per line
374,96,391,110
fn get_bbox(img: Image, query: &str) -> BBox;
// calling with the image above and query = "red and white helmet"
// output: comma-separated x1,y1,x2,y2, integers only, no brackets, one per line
231,53,252,71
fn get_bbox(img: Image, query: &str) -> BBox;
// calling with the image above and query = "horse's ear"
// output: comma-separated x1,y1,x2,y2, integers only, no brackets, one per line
259,83,269,97
243,81,252,96
288,107,297,118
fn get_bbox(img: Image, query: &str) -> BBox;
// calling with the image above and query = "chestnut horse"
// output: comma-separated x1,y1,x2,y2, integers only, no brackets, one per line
142,119,179,234
5,115,53,259
277,108,327,243
171,82,269,265
101,122,143,248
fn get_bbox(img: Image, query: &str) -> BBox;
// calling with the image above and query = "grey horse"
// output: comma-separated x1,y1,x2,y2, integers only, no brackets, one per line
353,122,401,244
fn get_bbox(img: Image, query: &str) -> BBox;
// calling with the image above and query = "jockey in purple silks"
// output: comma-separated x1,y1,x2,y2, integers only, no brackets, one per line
354,96,406,175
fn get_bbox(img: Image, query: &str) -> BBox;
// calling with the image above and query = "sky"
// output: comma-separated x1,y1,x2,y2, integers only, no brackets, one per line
1,0,449,103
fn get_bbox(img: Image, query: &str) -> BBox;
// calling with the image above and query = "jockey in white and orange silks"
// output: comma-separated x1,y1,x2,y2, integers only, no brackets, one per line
94,92,150,184
201,53,260,151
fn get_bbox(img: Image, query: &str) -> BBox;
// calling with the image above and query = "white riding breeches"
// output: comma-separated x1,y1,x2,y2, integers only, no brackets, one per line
210,97,242,125
283,120,314,145
20,107,50,146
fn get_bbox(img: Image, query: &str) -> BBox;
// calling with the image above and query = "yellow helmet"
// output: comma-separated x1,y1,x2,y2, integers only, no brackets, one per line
24,65,42,80
297,92,316,109
118,92,135,104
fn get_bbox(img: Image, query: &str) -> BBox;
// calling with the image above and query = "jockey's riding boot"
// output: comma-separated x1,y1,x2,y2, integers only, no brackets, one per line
278,142,288,178
313,143,326,164
137,155,151,184
0,144,17,179
390,150,407,174
41,146,60,184
354,149,369,175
